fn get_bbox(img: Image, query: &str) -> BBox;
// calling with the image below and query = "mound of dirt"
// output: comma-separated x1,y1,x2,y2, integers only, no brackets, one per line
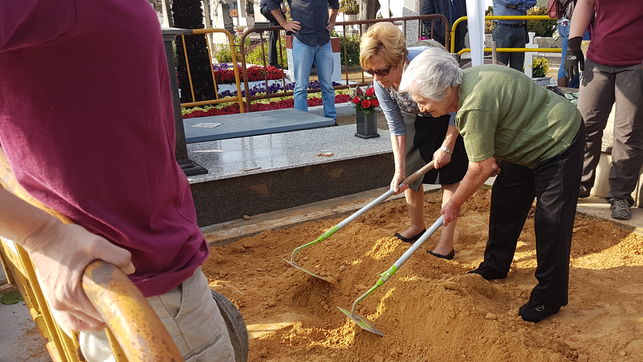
202,189,643,361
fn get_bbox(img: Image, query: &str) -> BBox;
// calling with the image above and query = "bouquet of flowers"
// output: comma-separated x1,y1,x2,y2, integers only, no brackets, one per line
351,86,380,114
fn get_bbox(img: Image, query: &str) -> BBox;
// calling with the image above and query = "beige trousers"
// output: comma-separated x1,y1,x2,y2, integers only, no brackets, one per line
79,268,235,361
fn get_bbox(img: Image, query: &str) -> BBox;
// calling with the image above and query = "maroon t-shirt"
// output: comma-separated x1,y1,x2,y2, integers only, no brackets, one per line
0,0,208,297
586,0,643,66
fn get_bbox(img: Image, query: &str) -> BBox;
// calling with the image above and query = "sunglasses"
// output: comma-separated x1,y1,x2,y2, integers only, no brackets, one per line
365,64,393,76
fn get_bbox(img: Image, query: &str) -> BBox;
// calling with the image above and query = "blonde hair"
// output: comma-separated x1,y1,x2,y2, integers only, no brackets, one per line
359,22,408,69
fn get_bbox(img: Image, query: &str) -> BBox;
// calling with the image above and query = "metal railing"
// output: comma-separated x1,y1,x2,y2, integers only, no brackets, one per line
450,15,560,55
177,28,245,111
236,14,449,112
175,15,449,112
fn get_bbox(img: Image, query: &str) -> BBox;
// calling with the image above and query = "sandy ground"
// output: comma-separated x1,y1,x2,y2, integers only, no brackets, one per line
203,188,643,361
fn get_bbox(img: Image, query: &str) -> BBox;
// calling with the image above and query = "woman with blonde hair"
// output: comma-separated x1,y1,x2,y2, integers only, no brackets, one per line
360,22,468,259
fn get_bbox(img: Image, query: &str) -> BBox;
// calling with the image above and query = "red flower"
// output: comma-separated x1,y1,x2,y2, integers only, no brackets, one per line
352,96,361,104
361,99,372,109
365,87,375,96
371,99,379,107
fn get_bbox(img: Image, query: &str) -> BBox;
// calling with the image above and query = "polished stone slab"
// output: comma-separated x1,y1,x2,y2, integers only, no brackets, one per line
186,125,390,183
183,108,336,143
186,125,393,226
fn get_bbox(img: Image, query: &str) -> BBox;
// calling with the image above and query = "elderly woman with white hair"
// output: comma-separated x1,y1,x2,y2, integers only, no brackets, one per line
399,47,585,323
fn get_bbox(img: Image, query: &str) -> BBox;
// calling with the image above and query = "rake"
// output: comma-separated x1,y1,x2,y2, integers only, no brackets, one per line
283,161,436,283
338,215,444,336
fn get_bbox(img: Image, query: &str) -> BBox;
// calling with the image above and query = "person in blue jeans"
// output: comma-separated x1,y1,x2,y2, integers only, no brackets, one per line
263,0,339,120
557,21,590,88
492,0,537,71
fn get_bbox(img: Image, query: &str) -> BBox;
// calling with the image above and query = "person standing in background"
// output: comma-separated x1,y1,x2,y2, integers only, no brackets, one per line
553,0,578,87
492,0,536,71
263,0,339,120
566,0,643,220
421,0,468,53
260,0,286,68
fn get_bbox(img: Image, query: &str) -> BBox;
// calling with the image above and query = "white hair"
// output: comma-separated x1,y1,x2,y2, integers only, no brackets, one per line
399,47,463,101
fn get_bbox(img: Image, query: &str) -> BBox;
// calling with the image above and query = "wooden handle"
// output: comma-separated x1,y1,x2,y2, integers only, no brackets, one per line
401,161,435,186
82,261,183,361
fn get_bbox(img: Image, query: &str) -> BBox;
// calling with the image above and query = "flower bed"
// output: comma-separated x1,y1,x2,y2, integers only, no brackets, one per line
213,64,284,84
218,80,343,98
183,93,353,118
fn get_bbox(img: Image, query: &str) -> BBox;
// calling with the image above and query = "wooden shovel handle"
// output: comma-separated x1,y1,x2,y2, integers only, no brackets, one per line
82,261,183,361
401,161,435,186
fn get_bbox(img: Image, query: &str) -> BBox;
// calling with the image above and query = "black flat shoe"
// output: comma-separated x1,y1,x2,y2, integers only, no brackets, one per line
394,229,426,243
428,249,455,260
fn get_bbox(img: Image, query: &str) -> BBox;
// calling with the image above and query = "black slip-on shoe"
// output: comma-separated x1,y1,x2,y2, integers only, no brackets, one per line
428,249,455,260
394,229,426,243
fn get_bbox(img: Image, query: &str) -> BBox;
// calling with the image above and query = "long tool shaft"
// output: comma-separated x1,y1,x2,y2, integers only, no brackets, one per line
350,216,444,315
288,189,393,262
288,161,435,263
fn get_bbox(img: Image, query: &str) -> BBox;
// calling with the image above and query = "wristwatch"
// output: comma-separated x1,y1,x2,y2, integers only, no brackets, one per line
440,145,452,154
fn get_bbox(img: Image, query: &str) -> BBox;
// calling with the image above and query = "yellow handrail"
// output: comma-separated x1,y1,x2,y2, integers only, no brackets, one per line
457,47,562,56
450,15,558,54
179,28,245,112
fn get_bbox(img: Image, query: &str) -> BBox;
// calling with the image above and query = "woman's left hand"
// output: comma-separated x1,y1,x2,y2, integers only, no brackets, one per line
433,148,452,169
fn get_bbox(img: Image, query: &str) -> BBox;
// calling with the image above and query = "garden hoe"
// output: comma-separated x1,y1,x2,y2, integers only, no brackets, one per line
338,215,444,336
283,161,436,283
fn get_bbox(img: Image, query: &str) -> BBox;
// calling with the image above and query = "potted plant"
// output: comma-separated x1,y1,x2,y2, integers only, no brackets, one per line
532,57,551,86
351,85,380,138
340,0,359,21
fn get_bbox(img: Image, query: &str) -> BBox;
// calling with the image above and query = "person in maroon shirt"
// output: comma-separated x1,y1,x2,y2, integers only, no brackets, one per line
0,1,239,360
566,0,643,220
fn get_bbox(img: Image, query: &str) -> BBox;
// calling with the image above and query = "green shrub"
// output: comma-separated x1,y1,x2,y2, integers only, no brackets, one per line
527,7,556,37
336,33,360,66
339,0,359,15
214,43,233,63
245,37,288,68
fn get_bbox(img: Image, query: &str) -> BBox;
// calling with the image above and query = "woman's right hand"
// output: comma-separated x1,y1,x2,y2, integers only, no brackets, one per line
390,172,408,194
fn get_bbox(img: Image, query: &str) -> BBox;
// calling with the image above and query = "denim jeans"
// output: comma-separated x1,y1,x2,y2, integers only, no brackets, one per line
292,37,336,119
557,21,579,88
492,23,527,71
558,21,590,87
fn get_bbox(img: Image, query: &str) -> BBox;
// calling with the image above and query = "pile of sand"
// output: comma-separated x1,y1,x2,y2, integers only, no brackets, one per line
203,189,643,361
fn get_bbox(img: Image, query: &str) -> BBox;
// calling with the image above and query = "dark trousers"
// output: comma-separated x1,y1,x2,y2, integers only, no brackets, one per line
260,5,283,67
483,124,584,306
578,59,643,203
492,23,528,71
